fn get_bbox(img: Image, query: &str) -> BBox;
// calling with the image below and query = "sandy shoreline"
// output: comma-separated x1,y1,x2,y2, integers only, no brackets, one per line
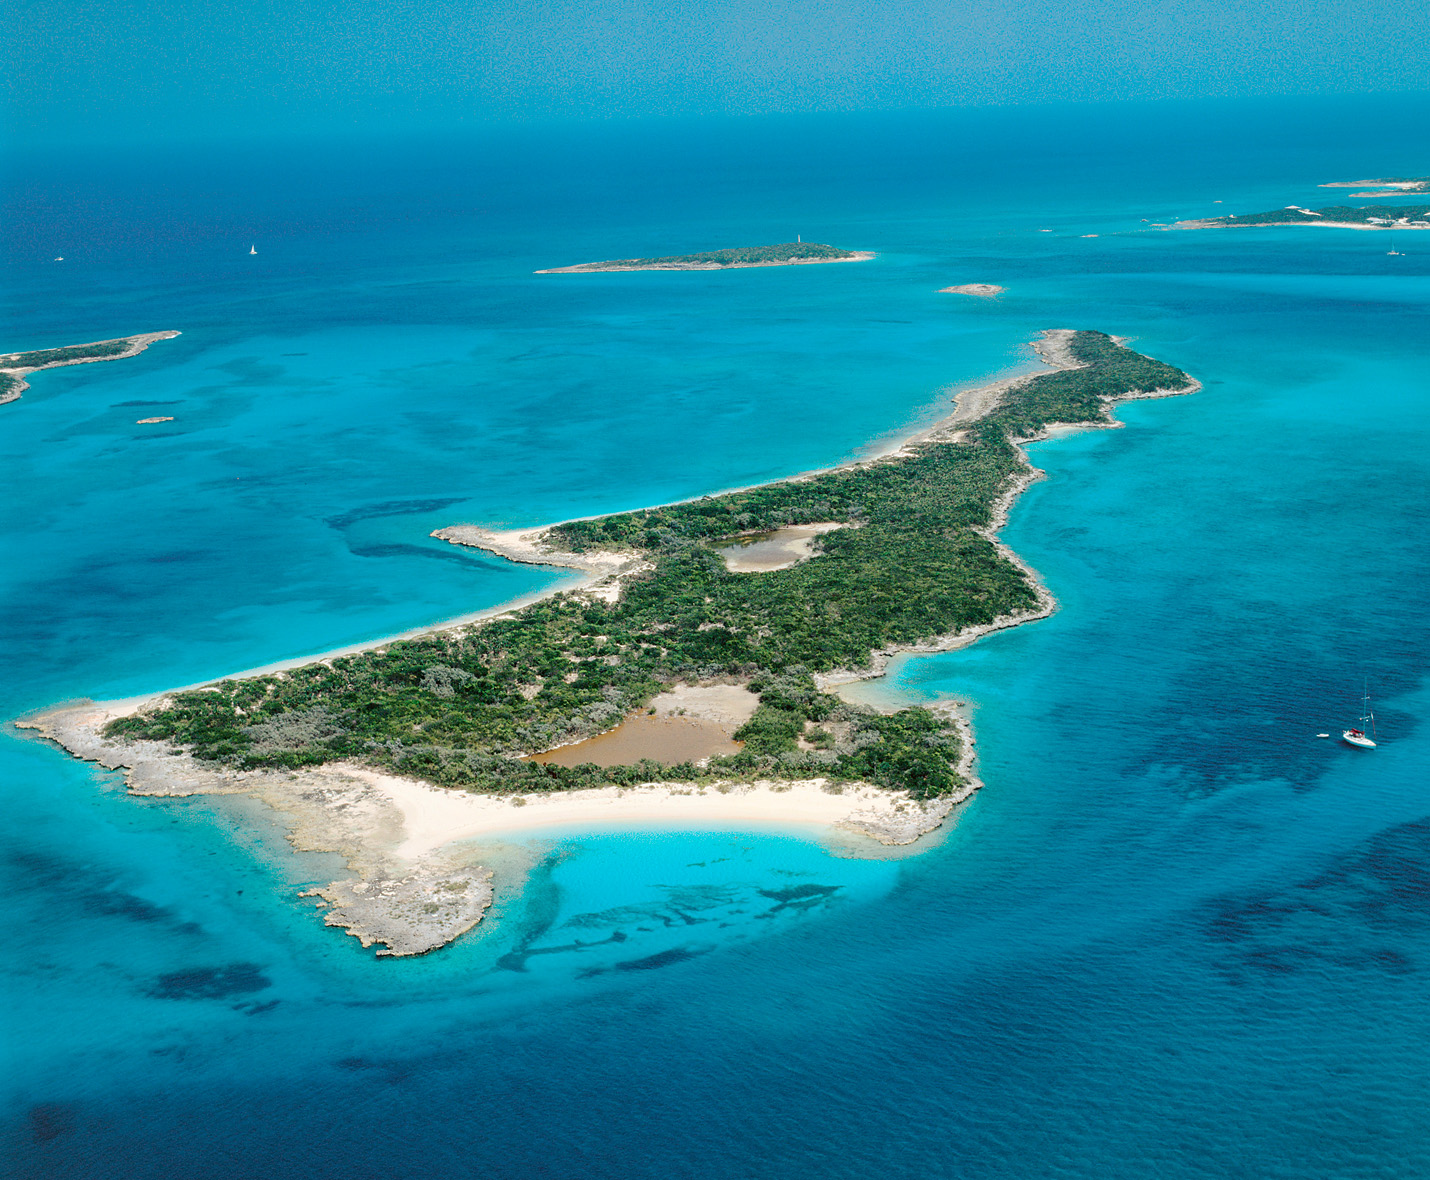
368,772,961,859
19,328,1195,956
815,330,1200,693
0,331,181,406
19,698,963,955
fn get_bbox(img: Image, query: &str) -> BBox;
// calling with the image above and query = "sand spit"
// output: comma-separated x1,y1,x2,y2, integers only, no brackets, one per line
536,253,874,274
938,284,1005,297
431,525,649,604
0,331,181,407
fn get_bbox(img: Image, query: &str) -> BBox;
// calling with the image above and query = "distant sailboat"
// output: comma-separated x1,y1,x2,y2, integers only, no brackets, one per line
1342,681,1377,749
249,244,257,255
1387,235,1401,256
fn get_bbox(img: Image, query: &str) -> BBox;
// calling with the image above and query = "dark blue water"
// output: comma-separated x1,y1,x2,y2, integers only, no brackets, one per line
3,95,1428,1177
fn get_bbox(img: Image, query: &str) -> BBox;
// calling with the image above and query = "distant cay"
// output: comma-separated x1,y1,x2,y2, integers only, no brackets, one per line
537,242,873,273
939,284,1004,297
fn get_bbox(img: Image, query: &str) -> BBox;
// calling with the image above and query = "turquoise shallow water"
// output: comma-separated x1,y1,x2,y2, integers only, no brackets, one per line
3,95,1429,1177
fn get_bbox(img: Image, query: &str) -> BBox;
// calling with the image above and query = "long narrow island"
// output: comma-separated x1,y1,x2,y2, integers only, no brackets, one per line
537,242,873,273
1320,175,1429,198
1180,203,1430,230
1,332,181,406
24,330,1197,956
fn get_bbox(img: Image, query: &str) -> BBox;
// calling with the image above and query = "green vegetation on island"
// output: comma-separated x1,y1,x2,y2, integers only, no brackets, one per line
4,340,135,368
538,242,870,272
1203,204,1430,227
106,331,1193,800
1,331,180,406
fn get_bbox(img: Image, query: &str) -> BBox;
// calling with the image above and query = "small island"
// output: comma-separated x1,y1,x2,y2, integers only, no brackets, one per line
0,331,181,406
1320,176,1429,198
939,284,1004,297
1180,203,1430,230
23,330,1196,957
536,242,873,273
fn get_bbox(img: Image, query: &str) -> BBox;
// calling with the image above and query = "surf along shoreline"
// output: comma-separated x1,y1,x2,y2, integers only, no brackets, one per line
19,329,1198,956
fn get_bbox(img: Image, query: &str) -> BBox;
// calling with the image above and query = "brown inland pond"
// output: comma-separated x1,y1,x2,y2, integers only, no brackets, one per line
525,712,743,768
713,522,848,572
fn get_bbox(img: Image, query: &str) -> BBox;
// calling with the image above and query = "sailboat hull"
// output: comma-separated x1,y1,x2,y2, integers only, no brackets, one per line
1342,730,1377,749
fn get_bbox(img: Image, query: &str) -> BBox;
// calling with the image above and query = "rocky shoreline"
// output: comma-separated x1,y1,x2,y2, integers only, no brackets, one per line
19,701,949,954
18,705,495,956
0,331,180,406
815,329,1198,695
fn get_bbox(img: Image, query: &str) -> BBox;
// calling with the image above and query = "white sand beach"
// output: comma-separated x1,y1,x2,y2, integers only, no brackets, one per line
351,769,953,860
21,691,966,955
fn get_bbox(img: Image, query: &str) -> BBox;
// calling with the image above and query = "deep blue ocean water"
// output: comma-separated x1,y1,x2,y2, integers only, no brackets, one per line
3,94,1428,1177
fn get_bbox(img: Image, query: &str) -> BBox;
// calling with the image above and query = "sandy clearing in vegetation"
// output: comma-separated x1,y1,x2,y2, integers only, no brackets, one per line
715,522,848,572
650,683,760,725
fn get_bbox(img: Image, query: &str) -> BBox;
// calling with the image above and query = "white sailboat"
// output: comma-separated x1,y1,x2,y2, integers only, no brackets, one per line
249,244,257,255
1342,682,1377,748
